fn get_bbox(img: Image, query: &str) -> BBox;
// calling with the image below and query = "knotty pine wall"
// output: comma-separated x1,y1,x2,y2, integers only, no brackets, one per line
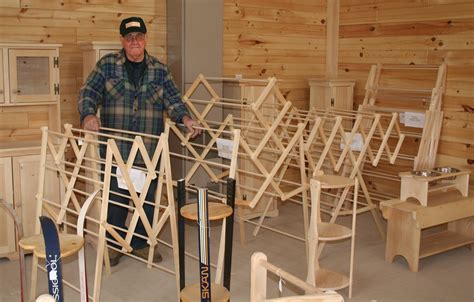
0,0,167,128
224,0,473,183
1,1,472,177
223,0,328,109
338,0,474,178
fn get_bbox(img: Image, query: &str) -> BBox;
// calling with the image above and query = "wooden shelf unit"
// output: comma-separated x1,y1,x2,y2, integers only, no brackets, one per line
0,43,62,259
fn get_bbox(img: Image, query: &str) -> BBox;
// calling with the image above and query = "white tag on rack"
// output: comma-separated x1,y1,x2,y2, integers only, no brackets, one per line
399,112,405,124
340,132,363,151
216,138,234,159
116,167,146,193
278,277,285,294
404,112,425,128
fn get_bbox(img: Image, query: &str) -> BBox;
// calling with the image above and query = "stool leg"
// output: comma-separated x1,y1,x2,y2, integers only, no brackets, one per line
306,179,321,287
78,245,88,302
19,247,28,302
348,179,358,298
29,254,38,302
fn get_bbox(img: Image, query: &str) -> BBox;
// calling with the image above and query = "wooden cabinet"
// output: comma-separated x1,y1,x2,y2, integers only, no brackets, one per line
0,157,15,255
8,48,58,104
79,41,121,80
0,146,62,258
0,43,61,143
13,154,62,238
308,78,355,111
0,43,61,258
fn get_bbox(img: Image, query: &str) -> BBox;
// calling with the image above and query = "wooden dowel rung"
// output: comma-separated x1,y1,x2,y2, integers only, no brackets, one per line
376,86,432,93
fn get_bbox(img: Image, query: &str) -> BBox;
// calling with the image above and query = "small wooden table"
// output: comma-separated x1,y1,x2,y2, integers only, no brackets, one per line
380,191,474,272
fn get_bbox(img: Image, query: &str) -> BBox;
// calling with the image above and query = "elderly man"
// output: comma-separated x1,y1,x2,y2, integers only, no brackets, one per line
78,16,200,266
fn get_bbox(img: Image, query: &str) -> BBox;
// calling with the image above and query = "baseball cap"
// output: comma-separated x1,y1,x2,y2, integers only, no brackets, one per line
120,17,147,36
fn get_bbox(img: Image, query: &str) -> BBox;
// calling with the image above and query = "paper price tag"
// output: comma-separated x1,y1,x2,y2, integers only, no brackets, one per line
340,132,363,152
404,112,425,128
216,138,234,159
116,167,147,193
399,112,405,124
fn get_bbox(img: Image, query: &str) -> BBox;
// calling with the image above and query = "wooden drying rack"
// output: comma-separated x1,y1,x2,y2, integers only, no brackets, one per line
38,124,181,300
360,63,447,202
182,74,406,242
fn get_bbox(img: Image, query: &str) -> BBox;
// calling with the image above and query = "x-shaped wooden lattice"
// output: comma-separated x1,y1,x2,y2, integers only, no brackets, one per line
302,109,404,239
42,124,93,223
39,125,181,299
96,126,180,298
182,74,307,210
167,115,240,184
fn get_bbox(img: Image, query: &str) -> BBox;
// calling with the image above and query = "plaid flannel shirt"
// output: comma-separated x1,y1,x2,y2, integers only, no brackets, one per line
78,49,190,165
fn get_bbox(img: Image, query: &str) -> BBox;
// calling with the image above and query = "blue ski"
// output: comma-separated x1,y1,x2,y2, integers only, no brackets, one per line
39,216,64,302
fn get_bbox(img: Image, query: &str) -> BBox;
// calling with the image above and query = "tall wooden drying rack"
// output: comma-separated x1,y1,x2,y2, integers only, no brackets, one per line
181,74,405,243
359,63,447,202
37,124,181,301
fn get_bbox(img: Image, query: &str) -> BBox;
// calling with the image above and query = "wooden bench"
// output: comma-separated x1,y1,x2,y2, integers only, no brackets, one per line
380,190,474,272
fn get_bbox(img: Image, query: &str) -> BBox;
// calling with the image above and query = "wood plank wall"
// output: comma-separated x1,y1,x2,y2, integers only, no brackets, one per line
223,0,473,183
223,0,328,108
338,0,474,179
1,1,472,178
0,0,167,129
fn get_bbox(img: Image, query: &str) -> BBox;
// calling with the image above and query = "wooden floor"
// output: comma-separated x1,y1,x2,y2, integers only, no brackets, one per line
0,202,473,301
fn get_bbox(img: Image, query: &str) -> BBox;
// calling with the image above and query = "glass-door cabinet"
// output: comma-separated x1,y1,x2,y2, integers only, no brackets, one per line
8,49,58,103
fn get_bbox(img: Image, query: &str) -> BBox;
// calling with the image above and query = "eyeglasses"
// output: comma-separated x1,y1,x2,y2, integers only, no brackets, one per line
124,33,146,42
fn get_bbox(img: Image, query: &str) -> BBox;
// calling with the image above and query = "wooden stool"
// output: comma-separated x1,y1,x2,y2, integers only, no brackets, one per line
306,175,358,298
178,179,236,302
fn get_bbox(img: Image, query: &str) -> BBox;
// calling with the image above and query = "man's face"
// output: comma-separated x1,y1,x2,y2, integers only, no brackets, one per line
120,32,147,61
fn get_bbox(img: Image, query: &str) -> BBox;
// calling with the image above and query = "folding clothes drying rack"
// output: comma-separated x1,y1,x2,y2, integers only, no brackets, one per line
181,74,405,243
37,124,180,301
359,63,447,202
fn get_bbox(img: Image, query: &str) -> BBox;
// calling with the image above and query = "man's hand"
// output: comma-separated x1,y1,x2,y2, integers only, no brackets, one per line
82,114,100,132
182,116,201,139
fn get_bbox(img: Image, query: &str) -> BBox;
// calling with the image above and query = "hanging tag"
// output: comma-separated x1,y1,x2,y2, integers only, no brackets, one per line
278,277,285,295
